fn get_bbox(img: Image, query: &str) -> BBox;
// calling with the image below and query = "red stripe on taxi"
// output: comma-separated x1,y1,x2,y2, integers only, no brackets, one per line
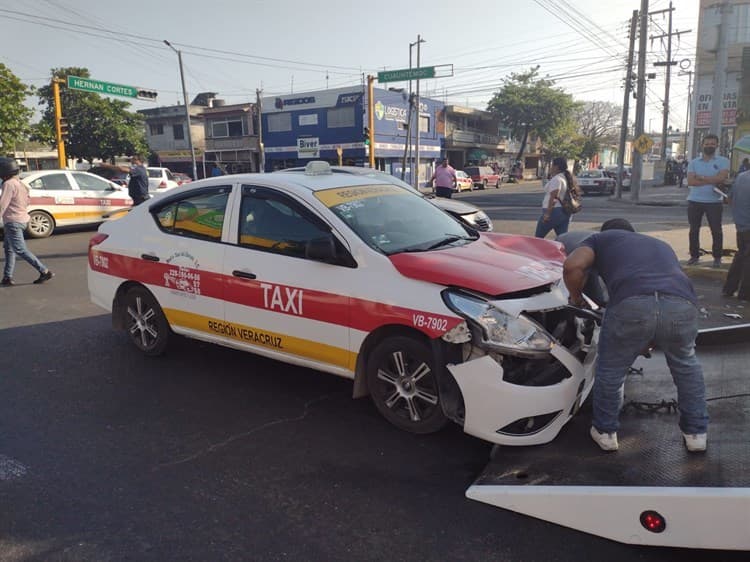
89,250,461,338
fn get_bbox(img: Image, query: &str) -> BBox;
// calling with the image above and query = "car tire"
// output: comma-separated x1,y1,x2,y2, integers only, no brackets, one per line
26,210,55,238
366,335,448,434
123,286,171,356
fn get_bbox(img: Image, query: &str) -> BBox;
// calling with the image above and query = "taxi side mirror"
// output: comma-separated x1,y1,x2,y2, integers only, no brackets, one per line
306,234,337,263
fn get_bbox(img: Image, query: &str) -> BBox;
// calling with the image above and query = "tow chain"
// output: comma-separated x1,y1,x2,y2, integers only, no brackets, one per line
622,399,679,414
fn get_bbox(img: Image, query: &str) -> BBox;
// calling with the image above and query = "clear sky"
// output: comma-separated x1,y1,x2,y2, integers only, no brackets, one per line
1,0,698,134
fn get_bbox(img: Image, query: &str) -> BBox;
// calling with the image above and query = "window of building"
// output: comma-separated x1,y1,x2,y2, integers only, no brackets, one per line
210,118,245,138
153,187,230,242
327,107,355,128
150,123,164,135
173,124,184,140
419,115,430,133
267,112,292,132
299,114,318,126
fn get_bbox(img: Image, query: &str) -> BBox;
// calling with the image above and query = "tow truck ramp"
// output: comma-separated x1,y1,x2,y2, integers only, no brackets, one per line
467,341,750,550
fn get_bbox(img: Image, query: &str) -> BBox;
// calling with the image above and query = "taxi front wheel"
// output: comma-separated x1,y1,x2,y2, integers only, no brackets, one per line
124,287,170,356
367,336,448,434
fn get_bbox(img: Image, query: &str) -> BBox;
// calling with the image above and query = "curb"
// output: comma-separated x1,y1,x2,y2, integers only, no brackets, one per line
682,264,728,281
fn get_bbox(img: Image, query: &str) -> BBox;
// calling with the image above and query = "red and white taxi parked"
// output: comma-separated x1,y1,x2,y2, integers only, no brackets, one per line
87,162,598,446
0,170,132,238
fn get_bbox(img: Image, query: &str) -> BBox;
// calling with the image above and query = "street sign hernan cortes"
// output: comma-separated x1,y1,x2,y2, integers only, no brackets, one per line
66,76,157,101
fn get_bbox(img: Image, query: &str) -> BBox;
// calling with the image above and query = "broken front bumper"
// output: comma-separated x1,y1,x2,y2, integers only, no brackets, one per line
446,291,599,446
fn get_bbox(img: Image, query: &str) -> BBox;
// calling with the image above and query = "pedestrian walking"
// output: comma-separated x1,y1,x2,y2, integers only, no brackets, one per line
535,156,576,238
429,158,456,199
686,134,730,267
563,218,708,453
127,155,149,205
723,169,750,300
0,157,54,286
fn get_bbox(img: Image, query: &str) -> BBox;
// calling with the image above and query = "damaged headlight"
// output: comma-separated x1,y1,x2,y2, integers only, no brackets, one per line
443,291,553,357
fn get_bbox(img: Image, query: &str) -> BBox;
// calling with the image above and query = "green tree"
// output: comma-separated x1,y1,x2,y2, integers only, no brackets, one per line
0,64,34,155
487,67,578,161
35,67,148,162
575,100,622,163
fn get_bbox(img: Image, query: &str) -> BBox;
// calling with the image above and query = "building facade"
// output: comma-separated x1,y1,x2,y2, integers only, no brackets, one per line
443,105,511,170
691,0,750,167
139,96,206,178
200,100,259,175
261,86,444,186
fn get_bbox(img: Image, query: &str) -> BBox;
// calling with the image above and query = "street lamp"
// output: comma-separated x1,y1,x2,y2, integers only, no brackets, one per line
164,40,198,180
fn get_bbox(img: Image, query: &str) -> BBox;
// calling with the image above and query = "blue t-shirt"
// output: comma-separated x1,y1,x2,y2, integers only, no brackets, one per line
580,230,696,306
687,155,730,203
730,170,750,232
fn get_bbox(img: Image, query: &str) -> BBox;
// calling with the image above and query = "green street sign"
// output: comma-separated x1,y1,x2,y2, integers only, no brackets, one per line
66,76,158,101
377,66,436,83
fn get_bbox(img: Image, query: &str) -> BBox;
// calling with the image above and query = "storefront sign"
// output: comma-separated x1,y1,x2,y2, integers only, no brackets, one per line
297,137,320,159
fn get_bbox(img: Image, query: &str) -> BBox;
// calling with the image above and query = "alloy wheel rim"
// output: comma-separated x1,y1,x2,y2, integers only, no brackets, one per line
127,296,158,349
376,350,438,423
29,215,50,235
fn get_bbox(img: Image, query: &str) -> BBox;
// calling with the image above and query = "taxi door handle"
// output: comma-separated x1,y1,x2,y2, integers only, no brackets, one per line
141,253,160,262
232,270,257,280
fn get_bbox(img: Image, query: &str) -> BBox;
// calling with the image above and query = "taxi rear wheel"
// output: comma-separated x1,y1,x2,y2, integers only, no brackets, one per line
27,211,55,238
367,336,448,434
124,287,170,356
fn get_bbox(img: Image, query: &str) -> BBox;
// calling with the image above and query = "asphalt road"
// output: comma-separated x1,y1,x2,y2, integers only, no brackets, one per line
453,180,733,234
0,209,745,561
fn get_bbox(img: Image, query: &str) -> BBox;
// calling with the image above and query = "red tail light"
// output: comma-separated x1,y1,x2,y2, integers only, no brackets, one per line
89,233,109,250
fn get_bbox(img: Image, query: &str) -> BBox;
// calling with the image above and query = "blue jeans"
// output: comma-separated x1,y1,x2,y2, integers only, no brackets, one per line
535,207,570,238
593,293,708,435
3,222,47,279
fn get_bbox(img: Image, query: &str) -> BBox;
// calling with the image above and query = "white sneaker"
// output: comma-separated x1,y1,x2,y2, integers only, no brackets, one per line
590,426,619,451
683,432,707,452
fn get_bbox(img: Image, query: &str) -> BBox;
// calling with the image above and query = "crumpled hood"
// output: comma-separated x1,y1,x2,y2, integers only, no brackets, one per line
388,233,566,296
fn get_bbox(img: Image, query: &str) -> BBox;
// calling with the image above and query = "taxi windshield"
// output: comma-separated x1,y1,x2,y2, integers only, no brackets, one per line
315,183,477,255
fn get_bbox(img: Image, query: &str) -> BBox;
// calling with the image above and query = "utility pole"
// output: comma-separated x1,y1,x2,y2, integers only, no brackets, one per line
414,34,425,190
678,61,693,158
256,88,265,173
367,75,375,168
631,0,649,202
164,40,198,180
616,10,639,199
710,0,732,140
651,2,690,161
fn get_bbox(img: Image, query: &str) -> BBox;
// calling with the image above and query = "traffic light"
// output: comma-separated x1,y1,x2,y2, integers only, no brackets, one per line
137,89,158,101
59,117,69,140
363,127,370,146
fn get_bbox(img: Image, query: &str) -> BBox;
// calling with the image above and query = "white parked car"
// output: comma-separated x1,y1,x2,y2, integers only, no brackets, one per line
147,167,179,192
576,169,616,195
0,170,132,238
88,162,598,446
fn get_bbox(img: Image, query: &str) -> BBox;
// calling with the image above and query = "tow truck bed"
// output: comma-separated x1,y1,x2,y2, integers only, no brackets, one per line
467,341,750,550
